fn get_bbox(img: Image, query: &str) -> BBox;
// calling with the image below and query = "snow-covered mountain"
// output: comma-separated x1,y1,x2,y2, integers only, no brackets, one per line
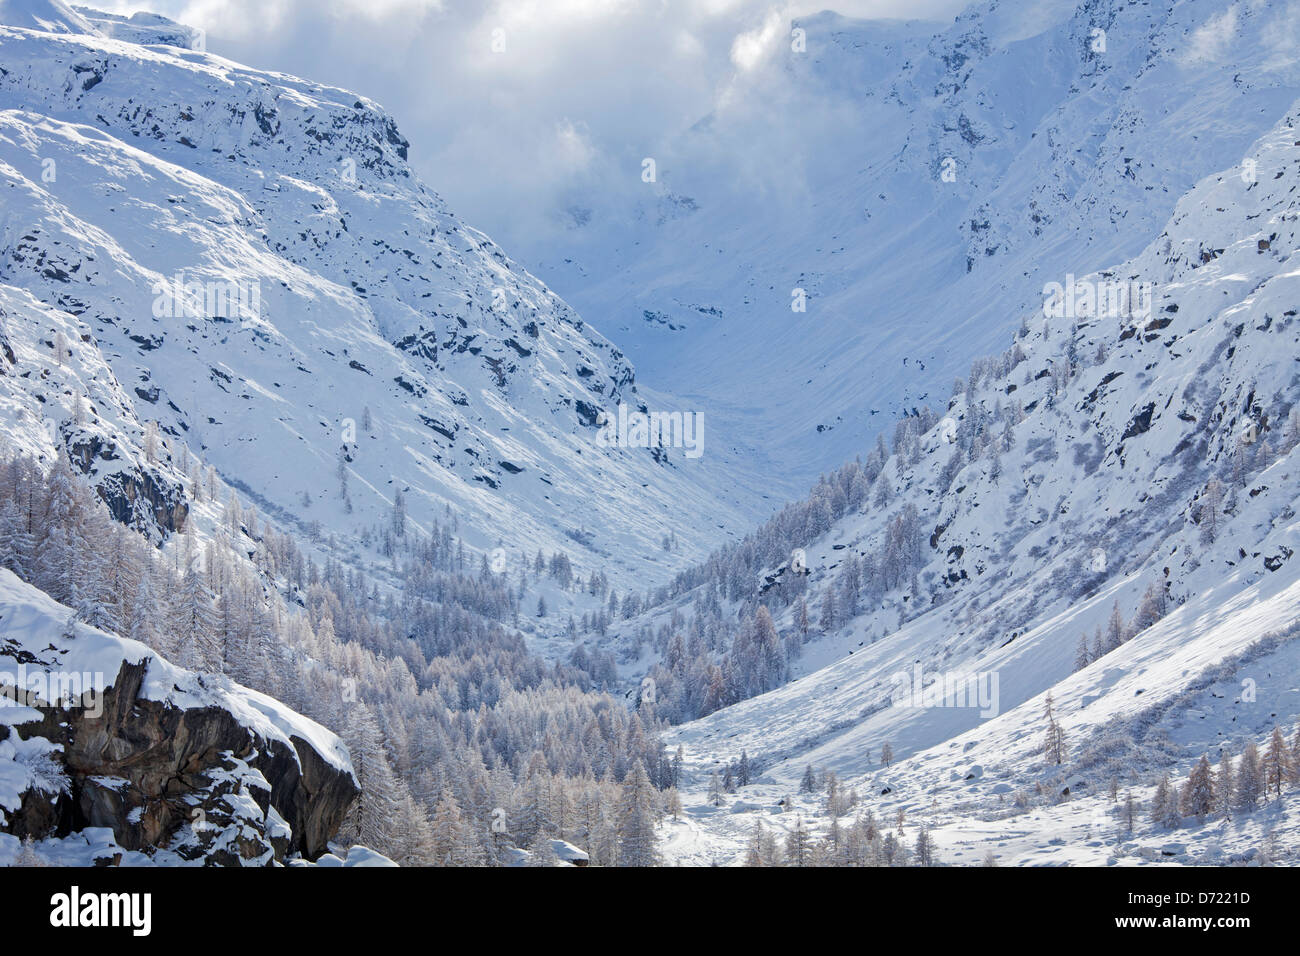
629,99,1300,864
531,0,1300,499
0,0,97,36
2,0,1299,871
0,2,757,587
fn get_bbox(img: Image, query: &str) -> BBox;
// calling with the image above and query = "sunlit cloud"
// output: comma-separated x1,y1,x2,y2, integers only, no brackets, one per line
81,0,967,254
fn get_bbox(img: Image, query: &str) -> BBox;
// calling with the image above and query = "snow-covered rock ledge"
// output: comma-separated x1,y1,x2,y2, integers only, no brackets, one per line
0,568,358,865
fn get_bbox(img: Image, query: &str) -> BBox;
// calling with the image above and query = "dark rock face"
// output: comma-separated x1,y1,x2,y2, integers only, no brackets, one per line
92,467,190,538
65,436,189,539
0,658,357,865
0,326,14,370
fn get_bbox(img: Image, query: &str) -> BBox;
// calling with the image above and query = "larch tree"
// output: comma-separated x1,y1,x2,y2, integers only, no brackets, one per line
1042,693,1066,766
785,817,811,867
800,763,817,793
1215,748,1235,818
1181,755,1214,822
914,825,935,867
616,760,660,867
1263,726,1292,800
1235,742,1264,812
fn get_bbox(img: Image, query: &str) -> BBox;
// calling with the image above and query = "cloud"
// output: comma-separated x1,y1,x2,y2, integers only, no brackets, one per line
1181,4,1240,64
86,0,965,255
729,7,785,71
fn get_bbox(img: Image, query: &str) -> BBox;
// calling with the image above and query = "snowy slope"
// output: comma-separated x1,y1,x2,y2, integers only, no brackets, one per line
651,100,1300,864
0,0,97,36
0,15,757,588
531,0,1300,499
72,6,201,49
0,280,192,539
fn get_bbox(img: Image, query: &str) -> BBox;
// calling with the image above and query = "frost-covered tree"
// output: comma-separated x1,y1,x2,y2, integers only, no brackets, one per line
785,817,811,867
1181,755,1214,822
1216,748,1235,818
16,835,46,867
1235,741,1264,812
913,825,935,867
1042,693,1066,766
617,760,659,867
1264,726,1292,800
1123,791,1139,833
390,488,406,537
173,562,220,672
799,764,817,793
1101,600,1127,654
743,819,781,867
1073,633,1092,672
1151,775,1180,829
1199,478,1226,543
1129,578,1168,634
820,587,837,634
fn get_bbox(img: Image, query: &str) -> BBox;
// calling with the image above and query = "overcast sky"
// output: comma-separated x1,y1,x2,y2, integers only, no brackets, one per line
90,0,967,254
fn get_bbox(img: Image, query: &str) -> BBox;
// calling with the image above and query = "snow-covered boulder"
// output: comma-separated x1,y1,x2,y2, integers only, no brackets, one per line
0,568,358,864
549,839,589,866
337,845,398,867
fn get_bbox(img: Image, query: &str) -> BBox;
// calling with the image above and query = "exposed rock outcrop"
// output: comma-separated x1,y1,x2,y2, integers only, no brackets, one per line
66,434,189,537
0,569,357,865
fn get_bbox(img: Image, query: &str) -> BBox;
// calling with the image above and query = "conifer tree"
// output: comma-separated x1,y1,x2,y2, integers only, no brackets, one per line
1236,742,1265,812
526,831,560,867
1155,775,1181,829
743,819,766,867
914,825,935,867
1291,725,1300,786
173,562,220,672
616,760,659,867
1102,601,1126,653
1073,633,1091,671
800,763,817,794
1150,776,1171,826
1264,726,1291,800
785,817,811,867
1181,755,1214,822
1216,748,1235,819
1042,693,1066,765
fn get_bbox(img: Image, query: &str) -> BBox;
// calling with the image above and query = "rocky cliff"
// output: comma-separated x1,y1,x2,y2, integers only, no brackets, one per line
0,568,358,866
